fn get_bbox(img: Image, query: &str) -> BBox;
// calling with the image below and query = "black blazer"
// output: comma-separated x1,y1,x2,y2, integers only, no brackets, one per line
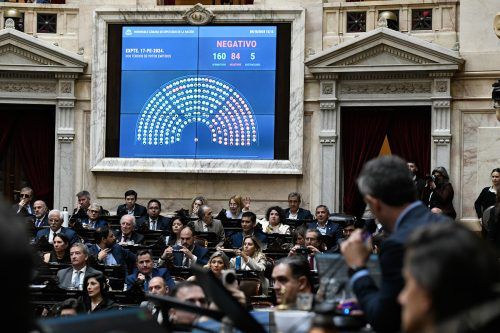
351,203,451,333
284,208,314,220
136,215,171,232
115,230,145,245
116,204,148,218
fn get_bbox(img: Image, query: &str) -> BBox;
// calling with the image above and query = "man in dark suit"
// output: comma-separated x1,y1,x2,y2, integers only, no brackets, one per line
136,199,171,232
57,242,102,290
126,250,175,292
35,209,80,245
307,205,343,246
341,156,450,333
13,187,34,217
33,200,49,228
192,205,225,248
229,211,267,249
116,189,147,218
284,192,314,220
159,226,210,267
407,161,426,199
88,226,137,273
115,214,144,245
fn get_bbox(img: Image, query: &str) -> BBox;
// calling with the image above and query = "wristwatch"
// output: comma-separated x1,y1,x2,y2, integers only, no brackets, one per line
348,265,367,278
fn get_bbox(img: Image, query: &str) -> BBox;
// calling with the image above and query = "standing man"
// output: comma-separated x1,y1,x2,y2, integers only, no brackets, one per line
33,200,49,228
285,192,314,220
116,190,147,218
407,161,426,199
341,156,450,333
14,187,34,217
192,205,225,248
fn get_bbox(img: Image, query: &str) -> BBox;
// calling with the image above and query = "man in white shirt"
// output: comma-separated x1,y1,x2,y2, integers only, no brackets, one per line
35,209,79,245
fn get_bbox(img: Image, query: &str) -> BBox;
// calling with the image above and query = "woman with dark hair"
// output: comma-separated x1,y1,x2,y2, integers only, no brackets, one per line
398,223,500,333
422,166,456,219
292,225,307,246
486,188,500,253
165,215,188,246
78,272,118,313
475,168,500,219
43,233,71,264
261,206,290,234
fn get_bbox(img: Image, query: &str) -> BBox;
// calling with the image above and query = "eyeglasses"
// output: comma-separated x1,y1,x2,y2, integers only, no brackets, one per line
185,297,206,305
20,194,31,198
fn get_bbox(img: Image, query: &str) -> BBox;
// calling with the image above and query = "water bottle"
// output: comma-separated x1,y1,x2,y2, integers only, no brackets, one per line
62,207,69,227
235,255,241,271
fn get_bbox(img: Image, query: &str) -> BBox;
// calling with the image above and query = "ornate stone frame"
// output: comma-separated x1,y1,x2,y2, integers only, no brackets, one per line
306,27,464,211
90,5,305,174
0,28,86,210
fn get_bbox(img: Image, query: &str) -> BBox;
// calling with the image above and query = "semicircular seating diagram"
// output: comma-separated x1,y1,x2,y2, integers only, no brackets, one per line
136,75,259,148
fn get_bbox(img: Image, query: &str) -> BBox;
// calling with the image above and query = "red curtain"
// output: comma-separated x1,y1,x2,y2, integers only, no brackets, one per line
13,109,54,207
341,107,431,217
342,109,391,216
387,107,431,179
0,117,14,155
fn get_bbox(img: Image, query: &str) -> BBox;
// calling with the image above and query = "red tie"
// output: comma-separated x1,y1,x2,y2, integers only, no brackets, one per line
309,256,314,270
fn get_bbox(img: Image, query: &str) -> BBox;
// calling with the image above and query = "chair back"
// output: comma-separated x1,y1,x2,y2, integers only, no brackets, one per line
239,277,261,298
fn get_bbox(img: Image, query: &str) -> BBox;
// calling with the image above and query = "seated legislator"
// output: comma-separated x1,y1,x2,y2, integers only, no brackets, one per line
33,200,49,228
126,249,175,293
307,205,342,245
35,209,80,245
284,192,314,220
73,203,109,230
159,226,210,267
260,206,290,234
43,232,71,264
78,272,119,313
191,204,225,248
230,211,267,249
13,187,34,217
271,256,313,308
116,189,147,219
87,226,136,273
288,229,324,271
136,199,171,232
115,214,144,245
57,243,102,290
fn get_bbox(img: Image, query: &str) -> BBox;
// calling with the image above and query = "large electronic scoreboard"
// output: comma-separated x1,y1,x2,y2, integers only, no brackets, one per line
119,26,277,159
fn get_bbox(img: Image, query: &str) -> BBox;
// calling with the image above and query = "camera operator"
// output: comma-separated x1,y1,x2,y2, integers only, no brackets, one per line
422,166,456,220
288,229,323,270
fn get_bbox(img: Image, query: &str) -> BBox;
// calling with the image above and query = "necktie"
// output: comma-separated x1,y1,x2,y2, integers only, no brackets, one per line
150,220,157,230
72,271,82,289
36,219,41,227
308,256,314,270
182,255,190,267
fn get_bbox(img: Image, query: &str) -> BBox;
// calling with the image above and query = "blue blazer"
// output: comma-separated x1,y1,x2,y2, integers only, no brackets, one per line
87,243,137,274
351,203,451,333
35,227,80,245
230,230,268,249
284,208,314,220
171,244,210,266
125,267,175,292
307,220,343,243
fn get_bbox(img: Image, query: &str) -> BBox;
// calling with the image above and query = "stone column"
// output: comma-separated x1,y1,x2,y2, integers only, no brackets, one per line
54,74,77,211
430,73,452,169
318,75,339,211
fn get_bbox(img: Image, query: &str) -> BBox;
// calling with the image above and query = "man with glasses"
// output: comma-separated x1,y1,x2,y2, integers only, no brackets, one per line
75,203,107,230
35,209,79,245
288,229,323,270
13,187,34,217
137,199,171,232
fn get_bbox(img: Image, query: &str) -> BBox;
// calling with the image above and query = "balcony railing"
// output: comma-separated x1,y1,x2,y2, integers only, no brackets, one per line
158,0,254,5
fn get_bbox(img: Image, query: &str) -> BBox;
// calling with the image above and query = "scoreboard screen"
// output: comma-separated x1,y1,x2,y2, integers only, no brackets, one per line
119,26,277,159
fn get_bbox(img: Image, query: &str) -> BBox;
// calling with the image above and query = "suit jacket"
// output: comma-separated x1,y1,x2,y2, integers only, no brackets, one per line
284,208,314,220
57,265,102,289
87,243,137,273
34,214,49,228
73,218,108,230
115,230,145,245
116,204,148,218
307,220,343,244
422,182,456,219
192,219,225,247
136,215,171,232
351,202,450,333
230,230,268,249
171,244,210,266
125,267,175,292
13,203,34,217
475,187,497,218
35,227,80,245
